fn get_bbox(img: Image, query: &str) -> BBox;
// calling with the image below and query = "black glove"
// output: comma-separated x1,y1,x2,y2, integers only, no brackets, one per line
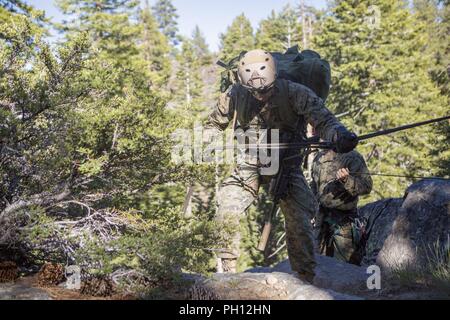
333,127,358,153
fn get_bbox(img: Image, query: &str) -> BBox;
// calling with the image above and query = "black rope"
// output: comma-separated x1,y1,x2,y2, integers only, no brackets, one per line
351,172,450,181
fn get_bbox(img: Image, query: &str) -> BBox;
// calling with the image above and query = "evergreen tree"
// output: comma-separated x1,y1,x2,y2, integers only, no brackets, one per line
176,38,205,119
0,1,91,257
54,0,180,202
281,4,303,49
414,0,449,95
314,0,448,200
1,0,39,18
0,0,47,33
219,13,254,62
191,25,211,66
414,0,439,34
0,0,224,285
414,0,450,176
140,0,171,86
296,0,321,49
152,0,179,46
433,0,450,96
433,0,450,176
50,0,221,278
255,10,285,52
56,0,142,73
255,6,302,52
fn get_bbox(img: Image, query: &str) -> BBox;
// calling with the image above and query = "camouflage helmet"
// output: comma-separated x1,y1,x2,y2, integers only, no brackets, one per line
237,49,277,92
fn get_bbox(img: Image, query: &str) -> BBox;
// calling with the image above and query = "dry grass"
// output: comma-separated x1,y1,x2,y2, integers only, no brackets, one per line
388,239,450,299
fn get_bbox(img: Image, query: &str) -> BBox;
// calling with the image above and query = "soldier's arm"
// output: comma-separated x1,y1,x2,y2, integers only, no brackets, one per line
204,86,236,131
342,155,373,196
287,81,345,142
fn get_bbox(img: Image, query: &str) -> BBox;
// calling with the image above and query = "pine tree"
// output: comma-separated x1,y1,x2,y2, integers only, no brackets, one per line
191,25,211,66
413,0,439,35
413,0,450,176
1,0,36,17
296,0,320,49
56,0,142,72
1,0,40,16
1,0,225,283
255,10,286,52
140,0,171,86
0,1,91,236
54,0,183,193
176,38,205,119
152,0,179,46
433,0,450,96
281,4,303,50
0,0,46,33
414,0,450,95
314,0,448,200
433,0,450,176
256,7,303,52
219,13,254,62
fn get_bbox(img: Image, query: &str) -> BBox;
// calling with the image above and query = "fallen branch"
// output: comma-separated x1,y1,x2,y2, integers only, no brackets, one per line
0,187,71,219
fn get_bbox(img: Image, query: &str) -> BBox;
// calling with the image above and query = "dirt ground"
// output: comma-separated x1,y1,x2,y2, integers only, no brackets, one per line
14,275,136,300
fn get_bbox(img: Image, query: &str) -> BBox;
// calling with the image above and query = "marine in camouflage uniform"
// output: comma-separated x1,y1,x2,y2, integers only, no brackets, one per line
205,50,358,282
310,149,373,265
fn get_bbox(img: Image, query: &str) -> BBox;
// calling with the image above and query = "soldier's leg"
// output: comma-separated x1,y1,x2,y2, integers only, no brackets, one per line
319,211,362,265
332,222,354,262
279,172,318,282
332,215,365,265
216,165,259,272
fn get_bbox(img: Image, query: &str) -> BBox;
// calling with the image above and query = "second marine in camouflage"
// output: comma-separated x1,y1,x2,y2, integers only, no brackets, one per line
311,149,372,264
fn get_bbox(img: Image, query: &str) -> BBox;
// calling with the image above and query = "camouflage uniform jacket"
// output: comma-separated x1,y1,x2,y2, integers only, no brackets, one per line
206,78,345,147
311,150,373,211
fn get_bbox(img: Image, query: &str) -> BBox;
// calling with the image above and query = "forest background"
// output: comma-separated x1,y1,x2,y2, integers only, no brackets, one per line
0,0,448,294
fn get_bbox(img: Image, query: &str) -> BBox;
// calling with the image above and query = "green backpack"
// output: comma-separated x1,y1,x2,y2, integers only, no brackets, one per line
218,45,331,101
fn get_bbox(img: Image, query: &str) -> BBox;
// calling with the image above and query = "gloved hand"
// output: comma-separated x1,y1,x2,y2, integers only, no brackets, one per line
333,127,358,153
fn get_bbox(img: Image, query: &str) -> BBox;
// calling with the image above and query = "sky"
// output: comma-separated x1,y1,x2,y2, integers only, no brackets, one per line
25,0,327,52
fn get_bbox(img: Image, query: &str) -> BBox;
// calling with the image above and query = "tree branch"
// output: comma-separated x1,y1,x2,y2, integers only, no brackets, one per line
0,186,71,219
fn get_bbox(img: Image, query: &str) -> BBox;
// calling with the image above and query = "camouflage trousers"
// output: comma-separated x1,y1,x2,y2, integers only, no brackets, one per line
317,206,365,265
216,162,318,277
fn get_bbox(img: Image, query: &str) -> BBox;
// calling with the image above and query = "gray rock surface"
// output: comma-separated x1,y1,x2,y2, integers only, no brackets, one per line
0,281,52,300
359,179,450,272
248,255,370,296
187,254,374,300
188,271,362,300
359,198,403,266
190,180,449,300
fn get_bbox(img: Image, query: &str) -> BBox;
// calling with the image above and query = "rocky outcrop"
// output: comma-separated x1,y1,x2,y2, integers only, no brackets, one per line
359,199,404,266
360,179,450,272
271,255,370,296
247,255,370,296
0,281,51,300
188,255,370,300
188,271,362,300
188,180,449,301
